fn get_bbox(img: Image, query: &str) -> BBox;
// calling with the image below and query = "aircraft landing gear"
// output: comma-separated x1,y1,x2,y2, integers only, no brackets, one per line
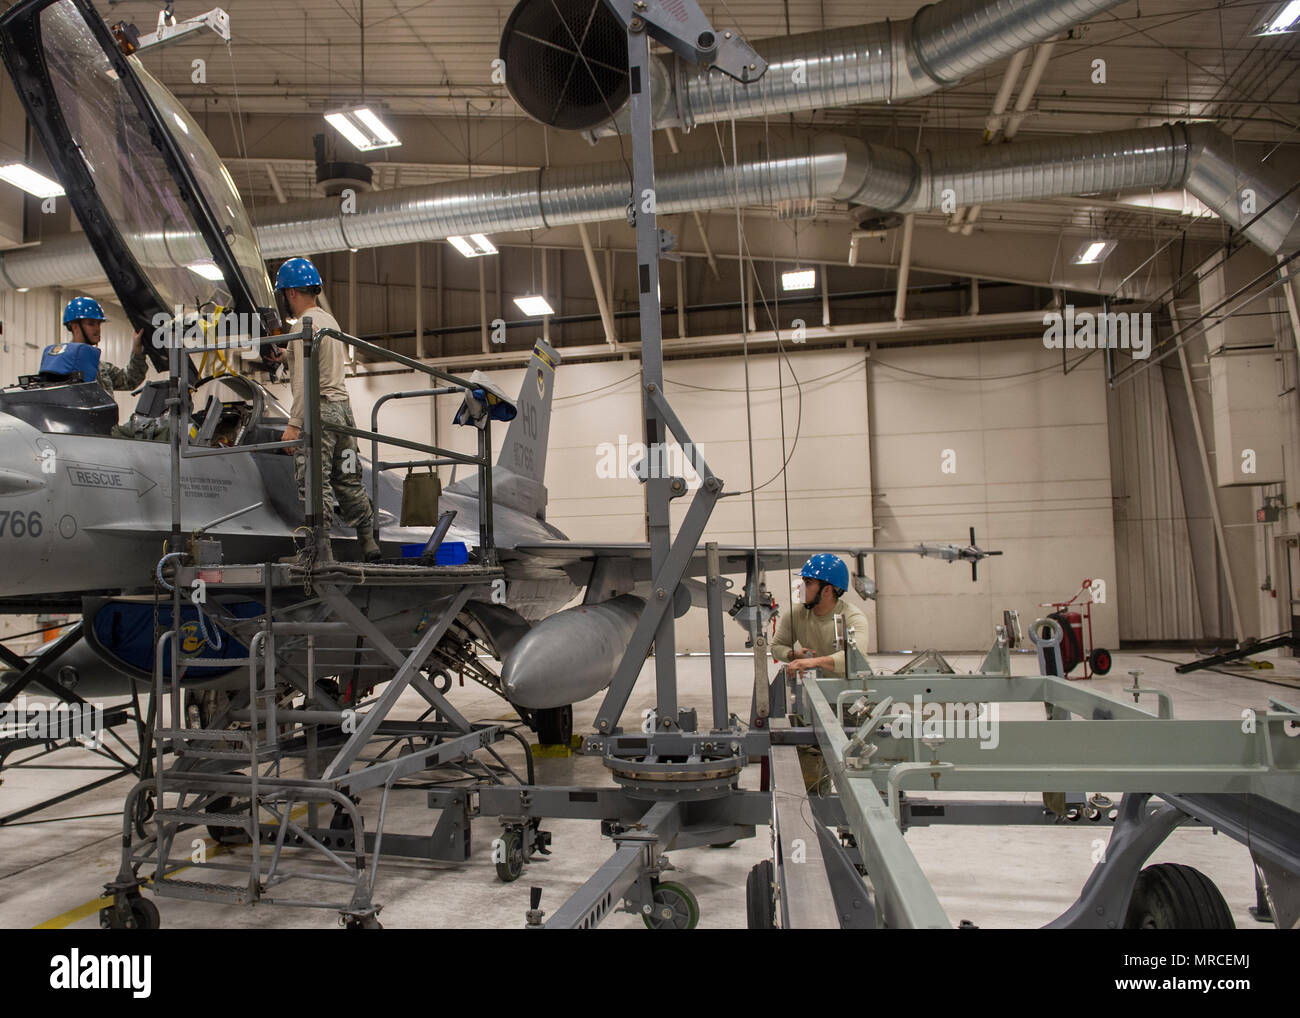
532,705,572,747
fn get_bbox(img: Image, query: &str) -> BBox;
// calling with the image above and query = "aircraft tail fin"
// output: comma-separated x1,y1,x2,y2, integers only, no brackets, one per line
497,339,558,487
445,340,558,519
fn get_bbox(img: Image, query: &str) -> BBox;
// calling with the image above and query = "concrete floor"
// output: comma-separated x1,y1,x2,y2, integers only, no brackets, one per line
1,648,1294,930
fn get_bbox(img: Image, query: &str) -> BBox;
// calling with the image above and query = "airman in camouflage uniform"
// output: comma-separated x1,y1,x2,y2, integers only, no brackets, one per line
60,296,149,396
97,349,149,396
271,258,381,562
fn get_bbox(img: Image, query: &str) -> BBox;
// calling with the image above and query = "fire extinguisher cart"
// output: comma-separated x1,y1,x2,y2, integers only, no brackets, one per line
1039,579,1112,680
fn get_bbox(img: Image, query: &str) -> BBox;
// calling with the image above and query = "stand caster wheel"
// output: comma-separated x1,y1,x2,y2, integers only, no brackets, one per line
495,828,525,883
100,895,160,930
642,881,699,929
429,670,453,694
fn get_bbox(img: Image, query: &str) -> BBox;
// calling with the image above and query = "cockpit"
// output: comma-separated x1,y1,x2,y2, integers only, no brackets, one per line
0,366,289,447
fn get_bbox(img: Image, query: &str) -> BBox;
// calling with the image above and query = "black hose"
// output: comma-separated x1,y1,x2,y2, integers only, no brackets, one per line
497,726,536,786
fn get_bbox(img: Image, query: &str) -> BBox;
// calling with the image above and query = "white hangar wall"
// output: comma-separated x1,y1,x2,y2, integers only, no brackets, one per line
867,339,1119,652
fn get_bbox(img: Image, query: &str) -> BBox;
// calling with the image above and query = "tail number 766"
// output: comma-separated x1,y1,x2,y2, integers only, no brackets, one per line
0,511,43,537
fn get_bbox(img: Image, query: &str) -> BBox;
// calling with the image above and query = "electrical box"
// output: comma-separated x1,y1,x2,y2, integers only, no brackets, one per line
1210,349,1282,486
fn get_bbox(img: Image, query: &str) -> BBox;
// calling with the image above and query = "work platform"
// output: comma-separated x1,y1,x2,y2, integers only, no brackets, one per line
97,314,532,929
101,554,524,930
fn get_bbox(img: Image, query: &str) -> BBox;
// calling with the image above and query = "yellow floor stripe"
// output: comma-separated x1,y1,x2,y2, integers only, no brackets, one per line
34,804,314,930
33,896,114,930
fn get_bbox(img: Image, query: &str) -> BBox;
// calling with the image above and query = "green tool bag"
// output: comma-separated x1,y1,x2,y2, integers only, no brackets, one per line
400,467,441,527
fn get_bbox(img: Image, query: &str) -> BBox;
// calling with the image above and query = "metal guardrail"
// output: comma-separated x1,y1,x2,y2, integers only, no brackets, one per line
167,316,498,564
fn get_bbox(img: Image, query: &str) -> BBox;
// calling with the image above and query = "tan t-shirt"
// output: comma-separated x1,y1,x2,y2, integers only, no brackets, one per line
287,305,351,428
771,599,869,678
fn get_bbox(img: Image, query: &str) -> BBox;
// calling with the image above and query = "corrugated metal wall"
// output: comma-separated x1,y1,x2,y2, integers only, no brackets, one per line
1106,356,1206,641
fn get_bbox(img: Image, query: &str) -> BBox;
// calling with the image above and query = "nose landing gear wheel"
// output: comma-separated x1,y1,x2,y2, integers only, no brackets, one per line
533,705,573,747
642,881,699,929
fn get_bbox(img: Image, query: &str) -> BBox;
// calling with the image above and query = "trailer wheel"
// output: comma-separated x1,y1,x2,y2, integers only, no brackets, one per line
746,860,776,929
1090,648,1112,675
1124,863,1235,929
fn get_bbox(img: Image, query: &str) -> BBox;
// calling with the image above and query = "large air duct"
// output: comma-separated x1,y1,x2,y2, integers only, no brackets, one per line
496,0,1129,135
846,124,1300,256
2,124,1296,292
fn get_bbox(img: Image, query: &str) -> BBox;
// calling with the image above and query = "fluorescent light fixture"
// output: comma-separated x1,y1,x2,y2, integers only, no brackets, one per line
513,294,554,316
1262,0,1300,33
447,234,498,258
1072,239,1116,265
188,260,225,281
16,287,29,293
0,163,64,199
781,268,816,291
352,107,399,147
324,107,401,152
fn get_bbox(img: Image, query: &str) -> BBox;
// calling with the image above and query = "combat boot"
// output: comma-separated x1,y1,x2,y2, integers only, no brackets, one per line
357,527,382,563
314,532,334,562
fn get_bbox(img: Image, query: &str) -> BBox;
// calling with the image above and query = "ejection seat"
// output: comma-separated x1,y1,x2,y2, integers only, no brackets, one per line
0,342,119,436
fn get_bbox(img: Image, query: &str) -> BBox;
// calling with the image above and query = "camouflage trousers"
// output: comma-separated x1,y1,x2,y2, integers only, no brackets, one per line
294,399,374,531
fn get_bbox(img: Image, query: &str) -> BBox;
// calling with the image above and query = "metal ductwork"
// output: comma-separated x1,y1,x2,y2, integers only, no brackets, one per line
497,0,1129,136
2,124,1296,292
841,123,1300,256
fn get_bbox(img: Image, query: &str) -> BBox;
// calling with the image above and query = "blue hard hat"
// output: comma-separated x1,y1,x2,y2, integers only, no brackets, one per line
800,553,849,592
63,296,105,326
274,257,322,291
